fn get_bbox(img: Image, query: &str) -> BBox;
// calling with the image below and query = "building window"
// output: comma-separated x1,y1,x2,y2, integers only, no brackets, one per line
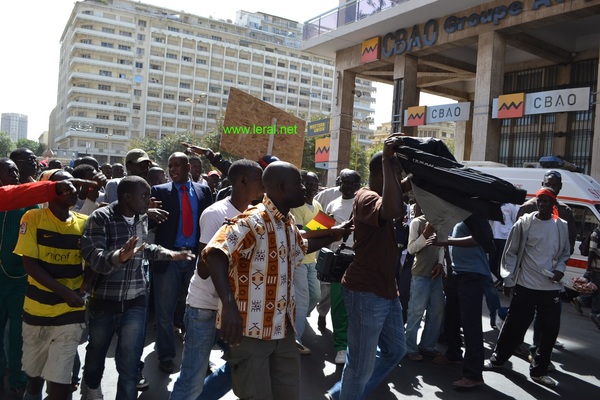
114,129,126,135
134,89,142,96
95,128,108,134
166,53,177,59
120,73,127,79
118,44,131,51
96,114,109,120
120,31,132,37
135,61,143,68
211,36,222,41
164,93,175,100
150,64,161,70
138,20,147,27
81,54,91,59
100,42,114,48
168,26,180,32
114,115,127,122
98,84,111,91
82,24,93,29
196,58,207,65
133,103,141,110
137,33,145,41
80,39,92,44
99,70,112,77
154,37,165,43
180,82,191,89
264,71,273,77
182,56,192,62
102,27,115,34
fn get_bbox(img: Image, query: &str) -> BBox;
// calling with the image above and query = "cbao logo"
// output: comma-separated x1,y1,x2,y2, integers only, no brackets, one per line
498,93,525,119
406,106,426,126
361,37,381,63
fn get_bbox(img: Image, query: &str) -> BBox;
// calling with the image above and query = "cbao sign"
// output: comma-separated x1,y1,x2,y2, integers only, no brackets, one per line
404,102,471,126
492,87,591,118
378,0,566,58
427,102,471,123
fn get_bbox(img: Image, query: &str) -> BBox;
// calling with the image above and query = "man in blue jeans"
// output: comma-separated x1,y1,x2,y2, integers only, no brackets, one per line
150,153,213,374
81,176,194,400
328,135,407,400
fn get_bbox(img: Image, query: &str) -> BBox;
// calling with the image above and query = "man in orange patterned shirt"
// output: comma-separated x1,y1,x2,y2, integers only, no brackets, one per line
204,161,346,400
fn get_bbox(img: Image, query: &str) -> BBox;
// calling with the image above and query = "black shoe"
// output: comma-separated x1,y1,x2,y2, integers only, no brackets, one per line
137,371,149,390
318,315,326,330
159,360,175,374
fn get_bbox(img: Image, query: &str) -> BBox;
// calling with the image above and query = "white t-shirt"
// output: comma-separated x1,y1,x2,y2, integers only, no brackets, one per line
326,196,354,250
491,203,519,240
186,197,243,310
315,186,341,212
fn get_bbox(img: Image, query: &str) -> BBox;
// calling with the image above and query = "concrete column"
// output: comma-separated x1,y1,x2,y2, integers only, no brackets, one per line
590,53,600,180
552,65,572,156
471,31,506,161
327,68,356,186
393,54,419,136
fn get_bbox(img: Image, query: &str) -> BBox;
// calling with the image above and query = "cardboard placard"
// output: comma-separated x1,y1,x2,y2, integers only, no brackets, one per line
221,88,306,168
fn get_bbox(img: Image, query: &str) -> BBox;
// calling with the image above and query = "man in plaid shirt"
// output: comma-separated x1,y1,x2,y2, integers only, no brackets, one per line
81,176,193,400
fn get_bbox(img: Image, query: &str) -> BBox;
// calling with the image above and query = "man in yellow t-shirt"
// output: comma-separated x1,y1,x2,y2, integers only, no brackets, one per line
290,171,322,354
14,170,87,400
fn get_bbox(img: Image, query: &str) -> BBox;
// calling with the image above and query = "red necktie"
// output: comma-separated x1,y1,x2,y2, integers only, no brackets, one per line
181,185,193,237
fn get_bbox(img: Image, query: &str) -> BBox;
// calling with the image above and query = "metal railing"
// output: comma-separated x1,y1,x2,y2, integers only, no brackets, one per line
303,0,407,41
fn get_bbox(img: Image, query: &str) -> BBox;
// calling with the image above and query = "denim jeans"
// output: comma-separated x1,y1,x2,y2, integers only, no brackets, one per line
294,262,320,341
153,259,195,362
328,288,406,400
83,305,147,400
169,306,231,400
405,275,444,354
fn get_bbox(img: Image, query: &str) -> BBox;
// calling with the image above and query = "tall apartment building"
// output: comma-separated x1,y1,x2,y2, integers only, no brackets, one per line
1,113,28,142
51,0,374,164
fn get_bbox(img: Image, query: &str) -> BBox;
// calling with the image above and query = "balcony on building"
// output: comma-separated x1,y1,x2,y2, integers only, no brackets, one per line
303,0,484,57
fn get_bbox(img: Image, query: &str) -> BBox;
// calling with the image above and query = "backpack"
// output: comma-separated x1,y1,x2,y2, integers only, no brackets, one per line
579,227,599,256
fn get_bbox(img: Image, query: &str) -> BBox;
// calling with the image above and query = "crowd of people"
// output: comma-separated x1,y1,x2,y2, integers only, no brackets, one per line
0,139,598,400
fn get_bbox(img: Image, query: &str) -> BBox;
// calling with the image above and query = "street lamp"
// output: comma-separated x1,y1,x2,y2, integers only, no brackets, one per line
105,132,113,164
185,92,207,133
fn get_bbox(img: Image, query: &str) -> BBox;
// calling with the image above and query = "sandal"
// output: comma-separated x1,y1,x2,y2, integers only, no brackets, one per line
407,352,424,361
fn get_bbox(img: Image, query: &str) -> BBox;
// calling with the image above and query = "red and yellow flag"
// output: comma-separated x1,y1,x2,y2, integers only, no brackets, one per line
304,211,336,231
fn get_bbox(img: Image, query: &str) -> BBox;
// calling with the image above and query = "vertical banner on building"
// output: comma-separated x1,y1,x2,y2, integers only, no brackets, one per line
404,106,426,126
361,37,381,63
497,93,525,119
315,137,330,169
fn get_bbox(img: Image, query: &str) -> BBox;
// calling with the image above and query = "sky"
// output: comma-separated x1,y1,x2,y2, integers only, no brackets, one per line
0,1,450,140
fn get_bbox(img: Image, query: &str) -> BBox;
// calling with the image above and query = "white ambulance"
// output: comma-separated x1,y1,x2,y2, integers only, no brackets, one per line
464,162,600,291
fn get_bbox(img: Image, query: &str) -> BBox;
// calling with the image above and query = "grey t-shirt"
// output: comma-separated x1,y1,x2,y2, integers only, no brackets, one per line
518,217,560,291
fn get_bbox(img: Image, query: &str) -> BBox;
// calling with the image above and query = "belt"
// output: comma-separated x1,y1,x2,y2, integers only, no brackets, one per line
175,246,197,253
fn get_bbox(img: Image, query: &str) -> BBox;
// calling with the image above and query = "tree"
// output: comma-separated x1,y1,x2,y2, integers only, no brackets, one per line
0,132,15,158
15,138,40,153
128,131,227,170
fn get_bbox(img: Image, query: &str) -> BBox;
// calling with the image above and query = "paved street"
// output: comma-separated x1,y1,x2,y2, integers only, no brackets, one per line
6,294,598,400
